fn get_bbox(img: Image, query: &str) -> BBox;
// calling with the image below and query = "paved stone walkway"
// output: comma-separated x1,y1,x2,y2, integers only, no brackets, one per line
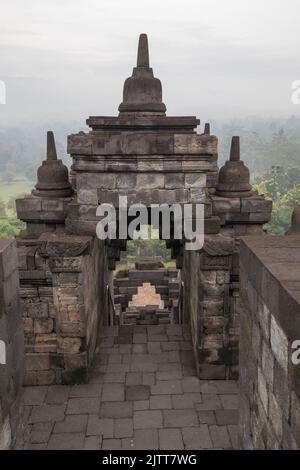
22,325,239,450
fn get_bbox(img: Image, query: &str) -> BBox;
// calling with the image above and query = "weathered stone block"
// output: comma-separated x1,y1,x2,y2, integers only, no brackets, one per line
165,173,184,189
184,173,206,188
34,319,54,334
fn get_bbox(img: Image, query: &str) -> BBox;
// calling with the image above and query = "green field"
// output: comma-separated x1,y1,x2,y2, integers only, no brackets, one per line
0,179,34,202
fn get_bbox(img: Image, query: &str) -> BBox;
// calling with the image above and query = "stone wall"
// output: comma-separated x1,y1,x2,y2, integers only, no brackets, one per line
19,232,110,385
239,235,300,449
0,239,25,449
183,239,238,380
114,266,179,309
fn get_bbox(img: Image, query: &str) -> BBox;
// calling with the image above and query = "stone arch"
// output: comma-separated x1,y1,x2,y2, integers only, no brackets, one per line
14,34,271,386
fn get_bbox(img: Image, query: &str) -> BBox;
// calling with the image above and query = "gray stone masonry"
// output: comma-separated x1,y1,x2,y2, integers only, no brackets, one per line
239,235,300,449
21,324,238,450
0,239,25,449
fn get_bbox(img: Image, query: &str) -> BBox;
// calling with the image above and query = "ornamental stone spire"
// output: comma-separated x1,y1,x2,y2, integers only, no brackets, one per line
216,136,252,198
118,33,166,114
33,131,72,198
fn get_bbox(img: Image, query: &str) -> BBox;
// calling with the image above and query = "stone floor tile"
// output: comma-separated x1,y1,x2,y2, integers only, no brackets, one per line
150,334,169,342
142,372,155,386
98,326,119,338
100,401,133,418
147,342,162,354
102,383,124,401
99,337,115,348
182,365,197,376
133,400,150,411
195,394,222,411
172,393,202,409
131,362,158,372
179,341,193,351
159,428,184,450
133,410,163,429
45,385,69,405
168,351,181,362
119,325,134,336
119,344,132,354
215,380,238,394
108,354,122,364
86,415,114,438
47,432,85,450
26,443,47,450
158,362,182,372
69,383,102,398
122,354,132,364
182,425,213,449
126,372,142,386
133,333,147,344
125,385,150,401
166,325,183,336
94,354,108,367
147,325,166,336
161,341,179,351
181,376,202,393
117,336,133,345
29,404,66,423
197,411,216,424
84,436,102,450
180,350,194,365
66,397,100,415
24,386,48,406
156,370,182,381
121,438,135,450
30,422,53,443
151,380,182,395
106,363,130,374
132,343,148,354
209,425,232,449
89,371,105,384
219,394,239,410
103,372,126,383
102,439,122,450
133,325,147,334
199,381,218,394
215,409,239,425
114,418,133,438
150,395,172,409
53,414,88,434
131,429,159,450
163,409,198,428
227,424,239,449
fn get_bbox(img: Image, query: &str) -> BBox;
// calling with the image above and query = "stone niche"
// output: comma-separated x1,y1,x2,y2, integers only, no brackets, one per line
0,239,25,449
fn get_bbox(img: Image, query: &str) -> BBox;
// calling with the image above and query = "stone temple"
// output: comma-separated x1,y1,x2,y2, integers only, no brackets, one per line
0,34,300,450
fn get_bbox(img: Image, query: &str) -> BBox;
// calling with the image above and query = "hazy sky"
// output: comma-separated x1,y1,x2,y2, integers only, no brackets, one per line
1,0,300,126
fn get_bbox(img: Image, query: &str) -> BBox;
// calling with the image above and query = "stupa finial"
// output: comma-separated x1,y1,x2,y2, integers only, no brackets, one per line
230,136,240,162
137,33,149,68
47,131,57,161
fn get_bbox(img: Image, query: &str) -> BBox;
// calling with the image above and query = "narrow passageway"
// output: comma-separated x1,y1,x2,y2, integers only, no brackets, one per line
22,324,238,450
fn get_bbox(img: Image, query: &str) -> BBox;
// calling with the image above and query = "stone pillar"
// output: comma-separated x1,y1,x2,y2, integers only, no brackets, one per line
0,239,25,449
183,136,272,380
16,132,110,385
